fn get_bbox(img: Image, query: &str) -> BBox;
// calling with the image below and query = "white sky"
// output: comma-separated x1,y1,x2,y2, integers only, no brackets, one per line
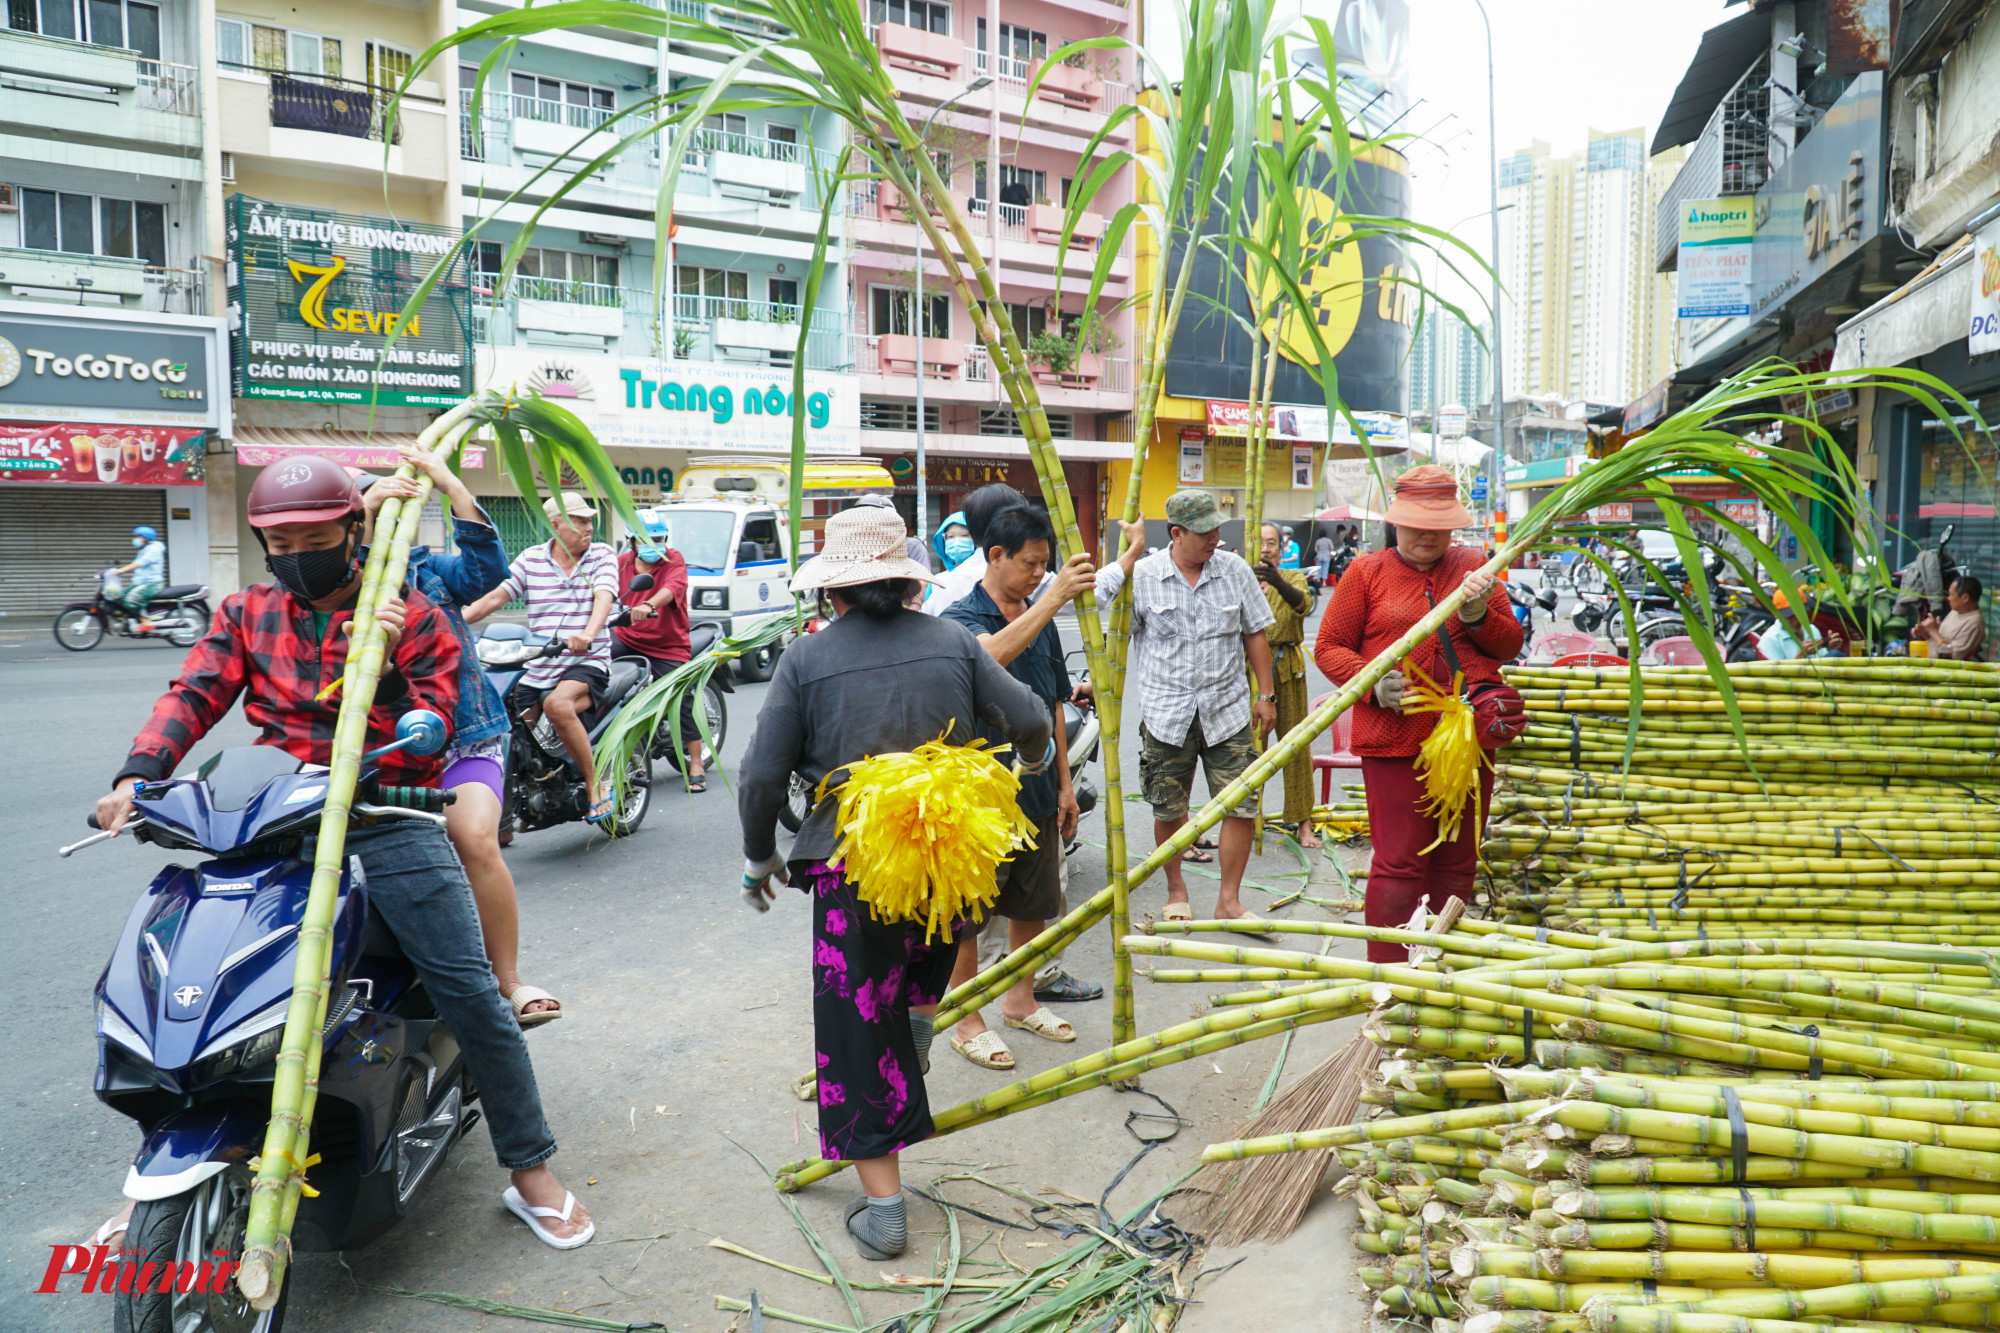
1400,0,1726,309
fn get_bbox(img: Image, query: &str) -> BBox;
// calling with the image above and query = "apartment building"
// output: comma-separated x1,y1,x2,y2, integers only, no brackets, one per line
455,3,858,552
846,0,1140,548
1497,130,1681,408
1409,310,1490,426
0,0,230,612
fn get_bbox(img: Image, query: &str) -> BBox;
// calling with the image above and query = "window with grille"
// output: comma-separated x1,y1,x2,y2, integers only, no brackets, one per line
980,409,1071,438
860,401,941,431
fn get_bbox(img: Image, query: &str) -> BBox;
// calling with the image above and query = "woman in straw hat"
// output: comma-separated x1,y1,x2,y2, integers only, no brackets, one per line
737,505,1053,1260
1312,465,1520,962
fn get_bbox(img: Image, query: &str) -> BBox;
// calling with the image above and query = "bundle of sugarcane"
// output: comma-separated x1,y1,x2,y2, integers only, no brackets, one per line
1481,658,2000,945
1310,800,1371,841
1135,917,2000,1331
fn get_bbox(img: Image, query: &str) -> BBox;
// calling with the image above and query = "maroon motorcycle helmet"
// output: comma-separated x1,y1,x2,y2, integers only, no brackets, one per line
246,454,364,530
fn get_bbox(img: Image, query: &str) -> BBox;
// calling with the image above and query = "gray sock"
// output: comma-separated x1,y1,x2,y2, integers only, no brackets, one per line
864,1192,907,1251
909,1013,935,1074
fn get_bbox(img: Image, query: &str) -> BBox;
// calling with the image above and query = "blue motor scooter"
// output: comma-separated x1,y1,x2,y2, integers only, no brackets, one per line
71,711,467,1333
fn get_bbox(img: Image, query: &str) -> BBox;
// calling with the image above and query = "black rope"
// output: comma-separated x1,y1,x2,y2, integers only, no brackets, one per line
1721,1085,1757,1251
1778,1024,1824,1080
1836,826,1916,872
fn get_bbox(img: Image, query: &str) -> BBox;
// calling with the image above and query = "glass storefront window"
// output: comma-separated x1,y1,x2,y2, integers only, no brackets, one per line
1917,393,2000,655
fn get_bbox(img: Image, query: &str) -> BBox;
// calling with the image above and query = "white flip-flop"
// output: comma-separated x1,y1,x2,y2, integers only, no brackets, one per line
88,1212,129,1248
502,1186,595,1250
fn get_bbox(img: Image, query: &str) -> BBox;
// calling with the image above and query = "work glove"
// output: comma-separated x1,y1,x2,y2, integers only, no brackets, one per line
1374,670,1406,713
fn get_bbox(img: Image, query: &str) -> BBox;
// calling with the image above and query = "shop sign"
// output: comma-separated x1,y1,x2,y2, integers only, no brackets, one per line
1623,379,1670,434
480,348,859,454
1590,503,1633,522
1969,215,2000,357
1719,500,1759,524
0,306,223,427
1746,75,1883,322
1179,441,1204,483
1678,199,1754,318
1205,400,1406,449
0,421,207,484
228,195,472,408
1292,445,1314,489
232,442,488,469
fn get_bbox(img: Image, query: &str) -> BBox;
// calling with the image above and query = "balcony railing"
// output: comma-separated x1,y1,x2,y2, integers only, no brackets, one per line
137,60,199,116
0,248,206,313
997,201,1028,243
510,93,616,132
853,335,1127,393
694,126,805,162
231,65,442,143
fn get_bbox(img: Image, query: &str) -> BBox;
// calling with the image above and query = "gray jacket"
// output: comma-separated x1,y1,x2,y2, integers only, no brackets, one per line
738,608,1054,866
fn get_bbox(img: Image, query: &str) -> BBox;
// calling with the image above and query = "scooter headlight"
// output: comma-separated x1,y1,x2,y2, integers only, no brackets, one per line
96,996,153,1063
191,997,291,1082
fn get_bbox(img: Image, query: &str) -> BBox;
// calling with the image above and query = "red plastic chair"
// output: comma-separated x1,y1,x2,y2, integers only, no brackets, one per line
1641,636,1705,665
1550,651,1630,668
1528,630,1597,663
1310,691,1364,802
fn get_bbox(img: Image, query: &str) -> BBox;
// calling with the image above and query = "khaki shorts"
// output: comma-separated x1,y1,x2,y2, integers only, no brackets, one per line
986,814,1063,922
1140,719,1259,822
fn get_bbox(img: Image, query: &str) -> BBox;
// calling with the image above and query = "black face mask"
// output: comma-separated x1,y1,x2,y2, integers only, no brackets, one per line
266,542,356,602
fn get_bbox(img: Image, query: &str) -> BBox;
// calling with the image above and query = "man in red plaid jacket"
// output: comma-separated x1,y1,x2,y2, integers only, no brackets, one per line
92,455,595,1252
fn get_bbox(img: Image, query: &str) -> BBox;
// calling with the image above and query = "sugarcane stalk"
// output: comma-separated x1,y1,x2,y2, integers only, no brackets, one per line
1605,1271,2000,1328
236,400,478,1307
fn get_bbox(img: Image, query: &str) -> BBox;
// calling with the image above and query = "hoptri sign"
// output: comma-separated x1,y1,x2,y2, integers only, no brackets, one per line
227,196,472,408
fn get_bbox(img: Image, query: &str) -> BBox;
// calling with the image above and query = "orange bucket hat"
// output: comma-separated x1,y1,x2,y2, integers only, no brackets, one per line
1385,464,1473,530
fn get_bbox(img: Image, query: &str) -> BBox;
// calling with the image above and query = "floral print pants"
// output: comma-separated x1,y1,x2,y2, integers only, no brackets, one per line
804,861,961,1163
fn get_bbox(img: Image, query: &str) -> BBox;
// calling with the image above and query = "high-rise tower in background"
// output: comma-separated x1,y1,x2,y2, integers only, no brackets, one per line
1497,129,1682,406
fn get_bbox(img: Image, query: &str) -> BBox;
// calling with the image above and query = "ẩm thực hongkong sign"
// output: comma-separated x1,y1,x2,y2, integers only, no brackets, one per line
227,195,472,408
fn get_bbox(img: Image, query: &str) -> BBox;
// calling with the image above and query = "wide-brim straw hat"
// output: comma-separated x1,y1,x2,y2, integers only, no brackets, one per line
1385,464,1473,530
790,506,939,593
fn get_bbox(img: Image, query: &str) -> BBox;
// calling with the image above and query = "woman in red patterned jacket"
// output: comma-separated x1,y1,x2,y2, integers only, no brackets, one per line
1313,466,1521,961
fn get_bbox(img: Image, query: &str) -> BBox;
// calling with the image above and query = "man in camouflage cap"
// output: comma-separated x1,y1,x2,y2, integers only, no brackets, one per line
1095,489,1276,926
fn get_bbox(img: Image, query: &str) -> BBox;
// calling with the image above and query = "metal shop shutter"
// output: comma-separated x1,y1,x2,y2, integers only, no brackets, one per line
0,487,168,617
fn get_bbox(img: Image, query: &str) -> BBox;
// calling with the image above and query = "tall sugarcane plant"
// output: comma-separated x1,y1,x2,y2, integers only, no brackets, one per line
235,389,641,1310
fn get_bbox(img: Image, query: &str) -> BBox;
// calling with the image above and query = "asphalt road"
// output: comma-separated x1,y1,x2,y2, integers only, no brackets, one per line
0,615,1360,1332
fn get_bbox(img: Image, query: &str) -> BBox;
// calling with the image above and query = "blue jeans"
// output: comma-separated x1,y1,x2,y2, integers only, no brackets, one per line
313,820,558,1171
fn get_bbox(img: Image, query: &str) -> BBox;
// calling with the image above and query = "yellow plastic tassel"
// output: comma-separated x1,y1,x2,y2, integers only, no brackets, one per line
819,733,1037,942
1401,663,1491,854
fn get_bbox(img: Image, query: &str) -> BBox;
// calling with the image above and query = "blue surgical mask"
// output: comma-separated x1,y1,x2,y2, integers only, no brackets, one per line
132,537,145,549
637,545,663,563
944,536,975,565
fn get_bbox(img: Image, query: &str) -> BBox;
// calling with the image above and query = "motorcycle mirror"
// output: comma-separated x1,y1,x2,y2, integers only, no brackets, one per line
1939,524,1956,547
394,709,449,757
628,573,656,593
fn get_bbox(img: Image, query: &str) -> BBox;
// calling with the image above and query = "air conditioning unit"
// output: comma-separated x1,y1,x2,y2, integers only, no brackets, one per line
577,231,625,248
0,183,15,213
221,152,236,184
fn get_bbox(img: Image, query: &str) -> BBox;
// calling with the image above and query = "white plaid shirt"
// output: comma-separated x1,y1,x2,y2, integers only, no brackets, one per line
1096,548,1276,746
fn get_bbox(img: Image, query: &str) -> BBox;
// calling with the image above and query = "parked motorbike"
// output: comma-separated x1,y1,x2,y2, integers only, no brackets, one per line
615,620,730,774
72,710,463,1333
54,568,211,652
1504,580,1561,663
474,576,659,838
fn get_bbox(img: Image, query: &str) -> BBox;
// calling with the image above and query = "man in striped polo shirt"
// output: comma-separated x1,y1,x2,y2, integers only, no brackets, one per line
469,491,620,822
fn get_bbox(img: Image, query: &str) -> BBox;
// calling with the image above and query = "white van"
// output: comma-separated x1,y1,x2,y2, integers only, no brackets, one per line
636,456,897,680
